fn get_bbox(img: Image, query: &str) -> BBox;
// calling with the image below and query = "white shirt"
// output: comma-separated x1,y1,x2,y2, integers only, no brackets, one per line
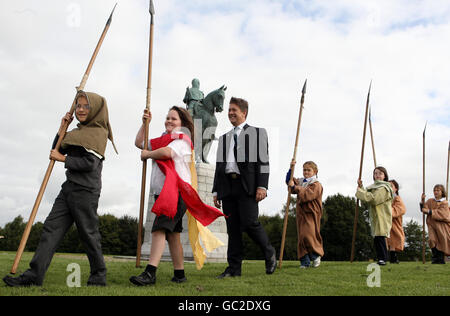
225,121,246,174
149,132,192,195
213,122,267,197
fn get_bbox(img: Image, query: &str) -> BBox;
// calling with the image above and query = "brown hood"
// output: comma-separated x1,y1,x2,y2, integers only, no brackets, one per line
61,91,118,157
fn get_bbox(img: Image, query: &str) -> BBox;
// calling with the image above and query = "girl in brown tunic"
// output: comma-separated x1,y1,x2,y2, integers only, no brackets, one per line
288,161,324,268
387,180,406,264
421,184,450,264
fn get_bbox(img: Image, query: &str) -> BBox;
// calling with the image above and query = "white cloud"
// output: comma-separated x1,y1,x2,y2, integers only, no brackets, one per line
0,0,448,230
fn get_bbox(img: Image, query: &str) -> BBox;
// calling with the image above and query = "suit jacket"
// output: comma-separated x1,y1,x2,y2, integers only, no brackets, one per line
212,124,270,200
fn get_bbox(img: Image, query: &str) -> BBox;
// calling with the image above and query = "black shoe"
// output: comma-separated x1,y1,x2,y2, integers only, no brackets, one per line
171,276,187,283
217,268,241,279
87,271,107,287
3,275,38,287
265,253,277,275
129,270,156,286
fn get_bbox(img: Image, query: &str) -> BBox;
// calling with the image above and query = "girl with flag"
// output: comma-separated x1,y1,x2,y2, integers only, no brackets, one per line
130,106,225,286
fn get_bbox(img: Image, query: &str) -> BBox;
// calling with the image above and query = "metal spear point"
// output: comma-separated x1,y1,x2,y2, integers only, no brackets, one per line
150,0,155,17
107,3,118,26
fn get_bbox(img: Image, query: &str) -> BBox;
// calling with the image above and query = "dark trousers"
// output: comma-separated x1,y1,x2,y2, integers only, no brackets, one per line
374,236,388,262
222,177,274,274
23,181,106,285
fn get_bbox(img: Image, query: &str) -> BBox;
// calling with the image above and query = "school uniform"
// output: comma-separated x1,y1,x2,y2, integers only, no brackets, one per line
3,91,117,287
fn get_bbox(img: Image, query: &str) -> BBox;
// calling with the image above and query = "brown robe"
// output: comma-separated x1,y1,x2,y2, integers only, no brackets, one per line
387,196,406,251
425,199,450,255
293,180,324,259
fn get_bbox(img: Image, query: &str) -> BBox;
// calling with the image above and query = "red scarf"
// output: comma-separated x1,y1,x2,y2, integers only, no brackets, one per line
150,133,226,227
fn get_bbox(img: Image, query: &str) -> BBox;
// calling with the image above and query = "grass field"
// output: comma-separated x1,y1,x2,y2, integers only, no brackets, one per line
0,251,448,296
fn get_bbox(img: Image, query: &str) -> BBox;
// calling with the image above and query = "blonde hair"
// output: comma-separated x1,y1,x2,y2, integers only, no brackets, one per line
303,161,318,174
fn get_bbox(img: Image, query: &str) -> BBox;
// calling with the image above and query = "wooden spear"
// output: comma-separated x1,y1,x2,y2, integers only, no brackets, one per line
421,123,427,264
368,107,377,168
350,81,372,263
278,79,307,269
446,141,449,198
136,0,155,268
10,4,117,274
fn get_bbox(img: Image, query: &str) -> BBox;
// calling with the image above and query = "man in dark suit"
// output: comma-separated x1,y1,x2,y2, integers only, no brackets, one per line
213,97,276,278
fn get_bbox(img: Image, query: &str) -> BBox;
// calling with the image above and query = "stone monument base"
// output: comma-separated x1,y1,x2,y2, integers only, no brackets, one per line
141,163,228,263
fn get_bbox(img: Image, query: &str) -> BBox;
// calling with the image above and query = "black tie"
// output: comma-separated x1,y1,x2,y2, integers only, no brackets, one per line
233,127,238,160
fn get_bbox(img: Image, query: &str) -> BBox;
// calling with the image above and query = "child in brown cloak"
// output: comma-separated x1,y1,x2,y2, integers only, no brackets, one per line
287,161,324,268
421,184,450,264
3,91,117,287
387,180,406,264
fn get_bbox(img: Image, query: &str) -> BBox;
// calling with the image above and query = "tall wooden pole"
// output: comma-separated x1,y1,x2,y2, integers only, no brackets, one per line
10,4,117,274
422,123,427,264
446,141,449,199
368,107,377,168
278,79,307,269
136,0,155,268
350,81,372,263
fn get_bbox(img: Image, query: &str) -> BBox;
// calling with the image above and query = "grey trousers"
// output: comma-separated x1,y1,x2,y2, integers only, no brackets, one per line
23,181,106,285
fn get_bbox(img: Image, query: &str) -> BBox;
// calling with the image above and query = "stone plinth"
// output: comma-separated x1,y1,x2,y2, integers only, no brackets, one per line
142,163,228,263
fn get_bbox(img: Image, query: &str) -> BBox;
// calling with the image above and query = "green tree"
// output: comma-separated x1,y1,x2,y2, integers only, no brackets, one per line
321,194,373,261
400,219,431,261
0,216,26,251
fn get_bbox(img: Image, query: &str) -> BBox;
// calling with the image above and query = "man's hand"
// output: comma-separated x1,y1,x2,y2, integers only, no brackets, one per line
256,188,267,203
213,196,222,209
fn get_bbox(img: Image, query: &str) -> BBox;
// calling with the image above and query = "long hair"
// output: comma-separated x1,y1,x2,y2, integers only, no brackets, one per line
170,106,195,145
373,166,389,182
390,179,400,195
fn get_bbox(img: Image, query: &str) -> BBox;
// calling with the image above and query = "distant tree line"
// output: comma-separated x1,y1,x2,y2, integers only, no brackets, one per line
242,194,430,262
0,194,430,261
0,214,142,257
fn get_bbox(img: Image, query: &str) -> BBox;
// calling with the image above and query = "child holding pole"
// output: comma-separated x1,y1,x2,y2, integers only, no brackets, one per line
3,91,117,287
130,106,224,286
421,184,450,264
356,166,394,266
387,180,406,264
287,161,324,268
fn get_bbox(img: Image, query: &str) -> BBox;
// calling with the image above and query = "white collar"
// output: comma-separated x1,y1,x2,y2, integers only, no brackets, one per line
434,197,446,202
231,121,247,132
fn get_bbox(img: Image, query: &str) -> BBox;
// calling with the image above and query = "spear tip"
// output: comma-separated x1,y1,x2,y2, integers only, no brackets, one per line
302,79,307,94
107,3,118,25
423,121,428,136
150,0,155,15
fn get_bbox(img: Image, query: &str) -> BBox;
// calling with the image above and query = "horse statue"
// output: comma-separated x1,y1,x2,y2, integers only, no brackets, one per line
187,85,226,163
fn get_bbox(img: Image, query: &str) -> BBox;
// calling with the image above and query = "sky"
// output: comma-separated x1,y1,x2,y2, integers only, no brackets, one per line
0,0,449,228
